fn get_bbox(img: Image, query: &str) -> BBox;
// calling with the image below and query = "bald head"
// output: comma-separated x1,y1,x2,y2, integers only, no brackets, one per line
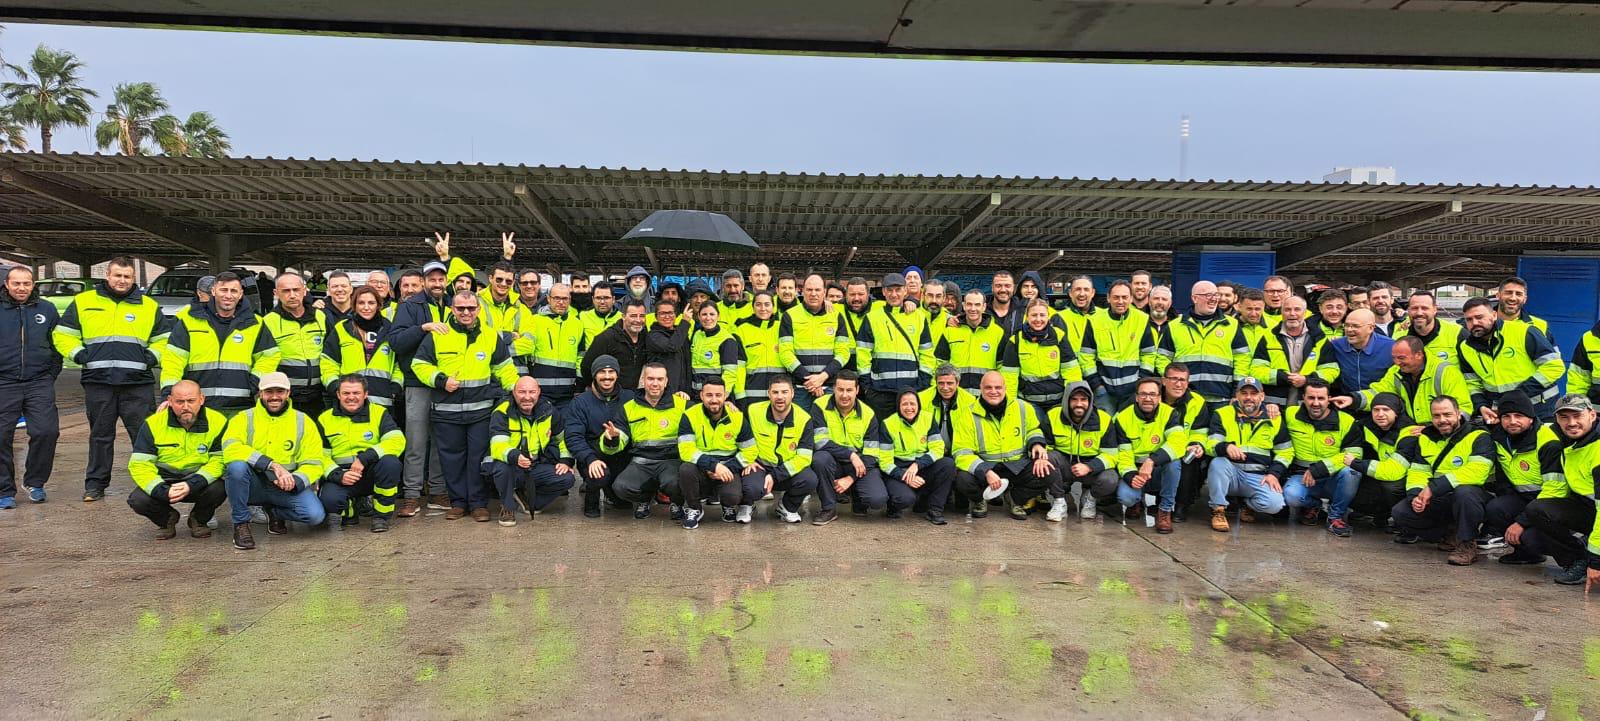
1344,308,1377,348
167,380,204,427
274,272,307,313
1190,281,1218,315
512,375,542,411
979,370,1007,405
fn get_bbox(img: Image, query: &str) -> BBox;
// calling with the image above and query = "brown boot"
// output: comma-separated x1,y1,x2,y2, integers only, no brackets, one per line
1210,506,1230,532
155,508,180,540
396,498,421,518
1447,539,1479,566
1239,507,1257,524
187,513,212,539
1156,510,1173,534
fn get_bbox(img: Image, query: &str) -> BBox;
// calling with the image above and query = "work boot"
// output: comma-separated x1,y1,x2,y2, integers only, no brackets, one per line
1436,538,1458,552
1393,532,1420,544
885,507,903,519
1124,503,1144,521
370,517,391,533
1299,507,1322,526
1156,510,1173,534
968,499,988,519
1046,497,1069,522
233,523,256,550
1447,539,1479,566
396,498,421,518
341,511,359,529
187,513,213,539
83,488,105,503
582,489,601,518
1555,561,1589,585
426,494,450,511
1005,492,1027,520
1210,506,1230,532
156,508,180,540
471,507,490,522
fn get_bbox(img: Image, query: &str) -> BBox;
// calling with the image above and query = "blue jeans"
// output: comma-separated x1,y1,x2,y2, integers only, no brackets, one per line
1116,461,1180,512
224,461,326,526
1284,468,1359,521
1205,458,1286,514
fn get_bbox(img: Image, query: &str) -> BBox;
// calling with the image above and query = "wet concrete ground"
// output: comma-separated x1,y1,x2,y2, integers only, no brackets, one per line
2,375,1596,720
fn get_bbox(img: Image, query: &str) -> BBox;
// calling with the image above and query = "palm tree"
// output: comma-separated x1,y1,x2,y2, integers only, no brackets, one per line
1,45,96,153
157,111,231,158
95,82,170,155
0,105,28,151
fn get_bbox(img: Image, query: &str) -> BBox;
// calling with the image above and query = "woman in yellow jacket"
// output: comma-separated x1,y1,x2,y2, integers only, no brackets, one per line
1001,299,1083,407
688,301,742,397
320,286,401,409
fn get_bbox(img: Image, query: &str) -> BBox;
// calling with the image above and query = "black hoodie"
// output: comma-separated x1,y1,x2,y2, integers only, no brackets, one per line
0,284,61,382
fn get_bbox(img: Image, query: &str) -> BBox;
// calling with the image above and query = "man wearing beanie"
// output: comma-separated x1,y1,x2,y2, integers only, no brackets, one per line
1347,392,1417,529
563,354,634,517
1481,390,1563,557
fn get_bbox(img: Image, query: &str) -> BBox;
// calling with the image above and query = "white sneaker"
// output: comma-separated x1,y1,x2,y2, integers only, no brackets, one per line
1078,491,1097,520
249,507,269,524
773,501,802,524
736,505,753,524
1046,497,1069,522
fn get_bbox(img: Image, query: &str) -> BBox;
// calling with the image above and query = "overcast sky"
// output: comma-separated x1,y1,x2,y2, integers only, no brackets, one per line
6,22,1600,186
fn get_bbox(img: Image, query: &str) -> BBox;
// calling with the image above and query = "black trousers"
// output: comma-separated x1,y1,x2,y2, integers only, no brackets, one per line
955,461,1061,506
812,446,888,512
885,457,955,513
1483,491,1534,537
678,460,758,509
319,456,403,518
489,461,577,513
127,480,227,528
746,465,819,512
0,378,58,496
83,382,153,492
1521,495,1597,567
1391,485,1490,543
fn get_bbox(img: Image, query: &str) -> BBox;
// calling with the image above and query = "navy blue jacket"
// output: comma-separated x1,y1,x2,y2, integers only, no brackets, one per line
562,386,635,467
388,290,449,387
0,291,62,382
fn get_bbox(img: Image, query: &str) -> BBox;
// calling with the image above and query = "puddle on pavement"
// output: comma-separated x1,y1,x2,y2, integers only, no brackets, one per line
70,563,1600,720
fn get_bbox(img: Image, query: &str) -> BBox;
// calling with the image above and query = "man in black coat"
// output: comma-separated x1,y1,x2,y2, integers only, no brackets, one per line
0,265,62,506
581,298,649,391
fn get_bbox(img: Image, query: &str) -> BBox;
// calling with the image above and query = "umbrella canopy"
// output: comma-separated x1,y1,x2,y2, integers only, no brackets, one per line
620,209,760,254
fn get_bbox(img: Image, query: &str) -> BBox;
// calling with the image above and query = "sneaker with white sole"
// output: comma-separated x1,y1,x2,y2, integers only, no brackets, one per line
735,505,753,524
773,500,802,524
1476,534,1508,551
722,507,738,523
683,508,703,530
1079,491,1097,520
1046,497,1068,522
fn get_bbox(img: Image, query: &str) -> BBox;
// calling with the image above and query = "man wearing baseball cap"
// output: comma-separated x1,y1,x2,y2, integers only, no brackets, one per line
388,259,451,515
1203,376,1290,533
220,371,330,550
1508,394,1600,585
856,272,934,418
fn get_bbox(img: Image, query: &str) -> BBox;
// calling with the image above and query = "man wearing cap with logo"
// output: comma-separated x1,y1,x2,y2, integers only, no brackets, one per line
412,290,520,521
221,371,330,550
388,257,451,515
856,272,934,418
1204,376,1291,533
1507,394,1600,585
0,265,61,508
1389,394,1496,565
126,380,228,540
316,373,405,533
162,271,281,417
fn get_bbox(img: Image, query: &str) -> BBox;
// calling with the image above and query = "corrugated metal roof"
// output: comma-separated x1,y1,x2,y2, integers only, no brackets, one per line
0,152,1594,281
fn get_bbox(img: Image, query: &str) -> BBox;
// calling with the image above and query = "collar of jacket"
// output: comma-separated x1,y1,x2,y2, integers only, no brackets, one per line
199,299,258,329
2,288,39,307
764,403,799,426
701,404,736,426
271,303,320,325
449,317,482,339
962,315,993,330
1132,403,1163,422
1021,322,1058,344
94,280,143,303
737,316,777,329
256,398,294,418
823,396,865,418
331,401,373,422
1464,320,1505,351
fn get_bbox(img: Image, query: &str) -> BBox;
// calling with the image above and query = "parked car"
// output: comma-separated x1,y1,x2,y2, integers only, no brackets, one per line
36,277,93,313
147,266,267,316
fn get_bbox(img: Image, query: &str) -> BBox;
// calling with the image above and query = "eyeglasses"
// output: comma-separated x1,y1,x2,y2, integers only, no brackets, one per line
453,305,479,312
1193,292,1218,298
518,280,539,286
549,295,571,301
492,277,513,285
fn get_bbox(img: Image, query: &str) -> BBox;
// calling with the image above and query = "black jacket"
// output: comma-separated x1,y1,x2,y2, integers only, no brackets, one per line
388,290,448,387
582,322,648,390
563,386,634,467
645,320,692,395
0,289,61,382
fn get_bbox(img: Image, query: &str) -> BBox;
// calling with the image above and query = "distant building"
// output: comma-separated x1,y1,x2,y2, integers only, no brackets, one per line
1323,166,1397,185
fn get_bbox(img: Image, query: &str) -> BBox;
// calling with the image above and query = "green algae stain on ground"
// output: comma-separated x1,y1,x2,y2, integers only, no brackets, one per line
69,604,231,718
428,587,578,712
1079,650,1133,696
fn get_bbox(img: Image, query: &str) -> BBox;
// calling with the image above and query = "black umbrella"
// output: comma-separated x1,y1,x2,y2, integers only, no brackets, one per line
620,209,760,254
